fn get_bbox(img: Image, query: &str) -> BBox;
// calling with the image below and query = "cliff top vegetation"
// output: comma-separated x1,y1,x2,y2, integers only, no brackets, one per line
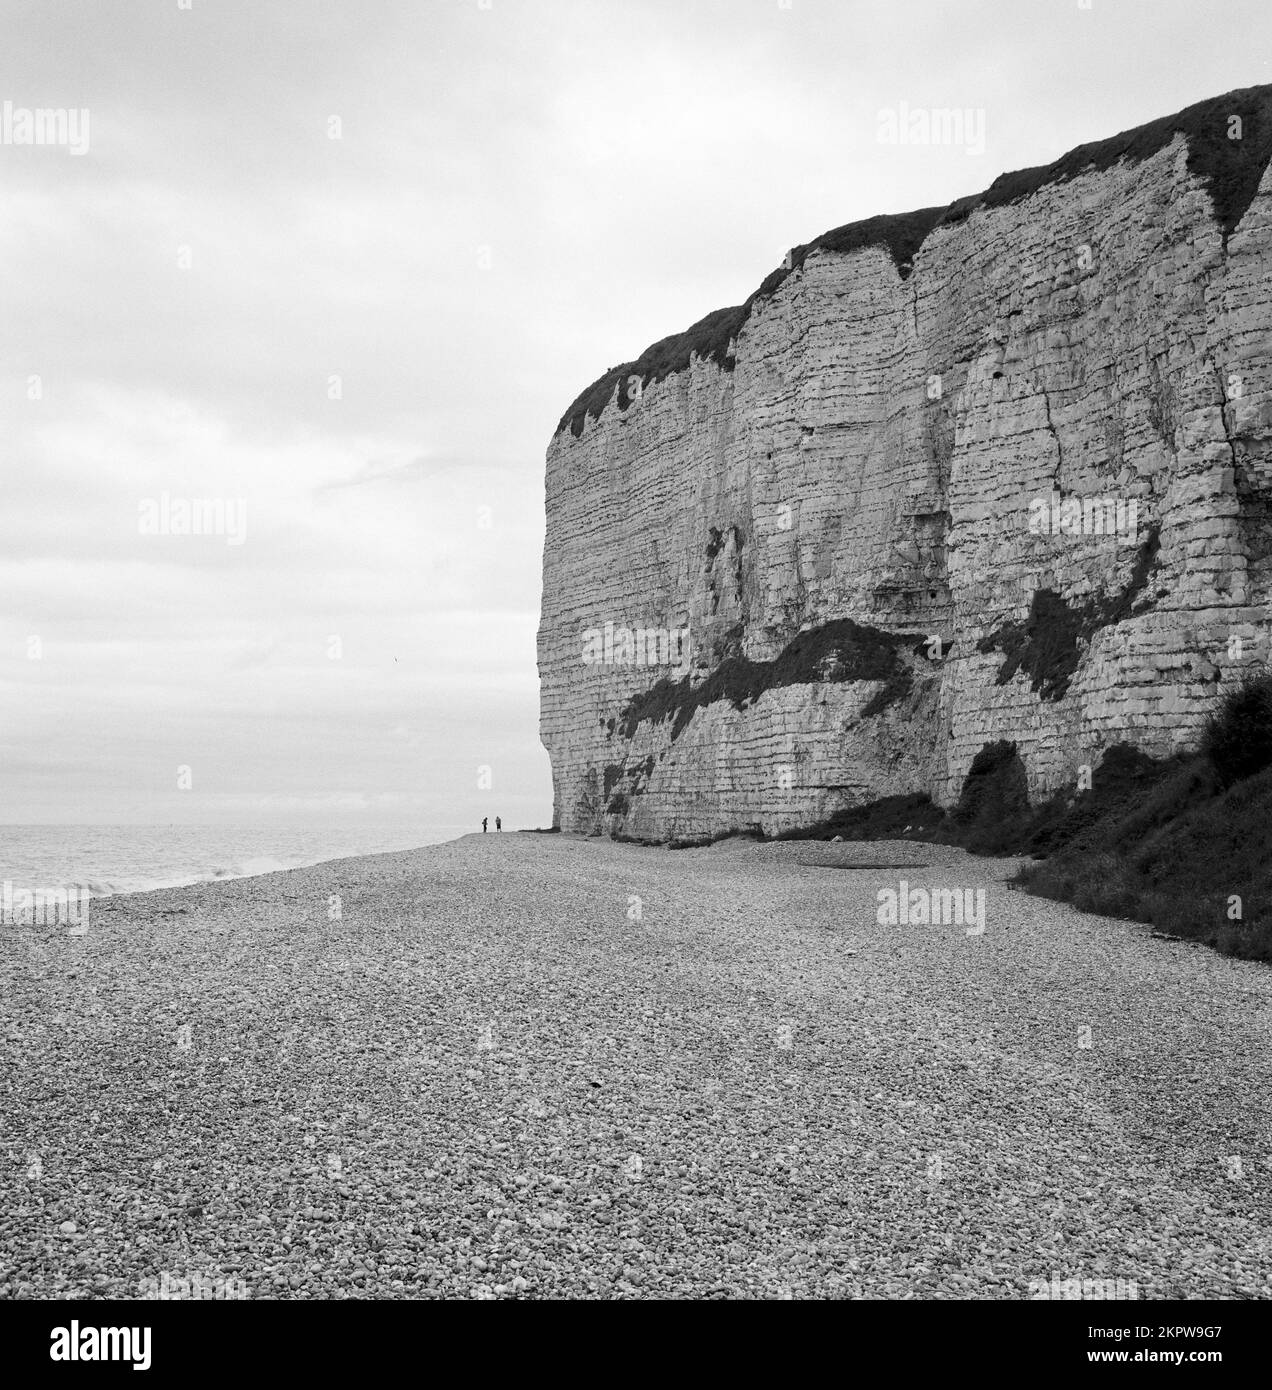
557,83,1272,439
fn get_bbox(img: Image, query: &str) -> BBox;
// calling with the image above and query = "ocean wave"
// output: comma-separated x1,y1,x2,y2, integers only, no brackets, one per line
6,827,458,902
216,855,294,879
77,857,306,900
76,874,200,899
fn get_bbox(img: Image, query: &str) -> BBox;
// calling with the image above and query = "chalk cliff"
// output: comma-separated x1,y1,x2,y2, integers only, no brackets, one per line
538,86,1272,839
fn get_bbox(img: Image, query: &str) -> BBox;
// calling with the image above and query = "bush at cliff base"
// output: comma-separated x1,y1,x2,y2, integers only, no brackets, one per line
778,675,1272,963
1017,676,1272,963
1202,673,1272,787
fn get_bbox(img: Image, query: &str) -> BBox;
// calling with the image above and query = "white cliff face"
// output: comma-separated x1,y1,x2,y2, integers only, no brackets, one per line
538,88,1272,839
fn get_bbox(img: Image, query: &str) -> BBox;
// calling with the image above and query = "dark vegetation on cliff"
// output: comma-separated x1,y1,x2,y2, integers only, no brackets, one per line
608,672,1270,962
779,675,1272,963
977,527,1162,700
557,84,1272,439
602,755,656,817
616,617,934,743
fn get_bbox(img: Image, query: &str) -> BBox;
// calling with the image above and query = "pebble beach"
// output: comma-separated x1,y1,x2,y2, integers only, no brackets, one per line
3,831,1271,1300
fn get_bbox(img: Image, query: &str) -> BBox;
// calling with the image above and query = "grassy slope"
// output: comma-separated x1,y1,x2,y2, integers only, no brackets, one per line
1019,762,1272,961
779,740,1271,963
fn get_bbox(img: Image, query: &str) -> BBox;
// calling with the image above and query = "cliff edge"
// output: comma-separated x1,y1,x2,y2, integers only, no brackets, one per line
538,85,1272,839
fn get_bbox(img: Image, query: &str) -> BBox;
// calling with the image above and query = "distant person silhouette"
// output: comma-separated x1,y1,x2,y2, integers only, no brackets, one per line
482,817,488,833
496,816,502,832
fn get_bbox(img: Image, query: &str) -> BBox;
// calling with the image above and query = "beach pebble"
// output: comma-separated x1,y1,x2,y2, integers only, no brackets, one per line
2,832,1269,1300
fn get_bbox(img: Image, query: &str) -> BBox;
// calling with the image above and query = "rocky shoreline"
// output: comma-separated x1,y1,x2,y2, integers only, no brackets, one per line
3,832,1270,1299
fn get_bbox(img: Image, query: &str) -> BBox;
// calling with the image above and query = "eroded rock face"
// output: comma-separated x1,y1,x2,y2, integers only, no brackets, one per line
538,86,1272,839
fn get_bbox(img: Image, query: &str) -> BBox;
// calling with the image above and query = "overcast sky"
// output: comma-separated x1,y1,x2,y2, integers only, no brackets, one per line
1,0,1268,826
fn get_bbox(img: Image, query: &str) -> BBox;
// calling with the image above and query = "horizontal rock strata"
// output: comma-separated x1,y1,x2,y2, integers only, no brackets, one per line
538,86,1272,838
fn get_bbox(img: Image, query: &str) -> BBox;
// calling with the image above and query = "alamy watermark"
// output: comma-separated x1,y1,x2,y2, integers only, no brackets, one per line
1028,491,1139,543
137,1271,248,1301
876,101,985,156
1029,1273,1139,1300
138,492,247,546
49,1324,150,1371
2,882,90,934
1,102,90,155
582,621,691,668
876,881,986,935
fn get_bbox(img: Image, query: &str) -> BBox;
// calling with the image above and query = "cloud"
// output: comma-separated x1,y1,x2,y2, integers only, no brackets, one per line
2,0,1268,823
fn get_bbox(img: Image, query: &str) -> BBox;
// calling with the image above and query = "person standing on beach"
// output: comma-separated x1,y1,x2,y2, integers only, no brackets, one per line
482,817,488,833
496,816,501,832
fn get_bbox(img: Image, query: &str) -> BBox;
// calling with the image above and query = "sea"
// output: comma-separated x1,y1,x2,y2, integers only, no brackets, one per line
0,823,468,899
